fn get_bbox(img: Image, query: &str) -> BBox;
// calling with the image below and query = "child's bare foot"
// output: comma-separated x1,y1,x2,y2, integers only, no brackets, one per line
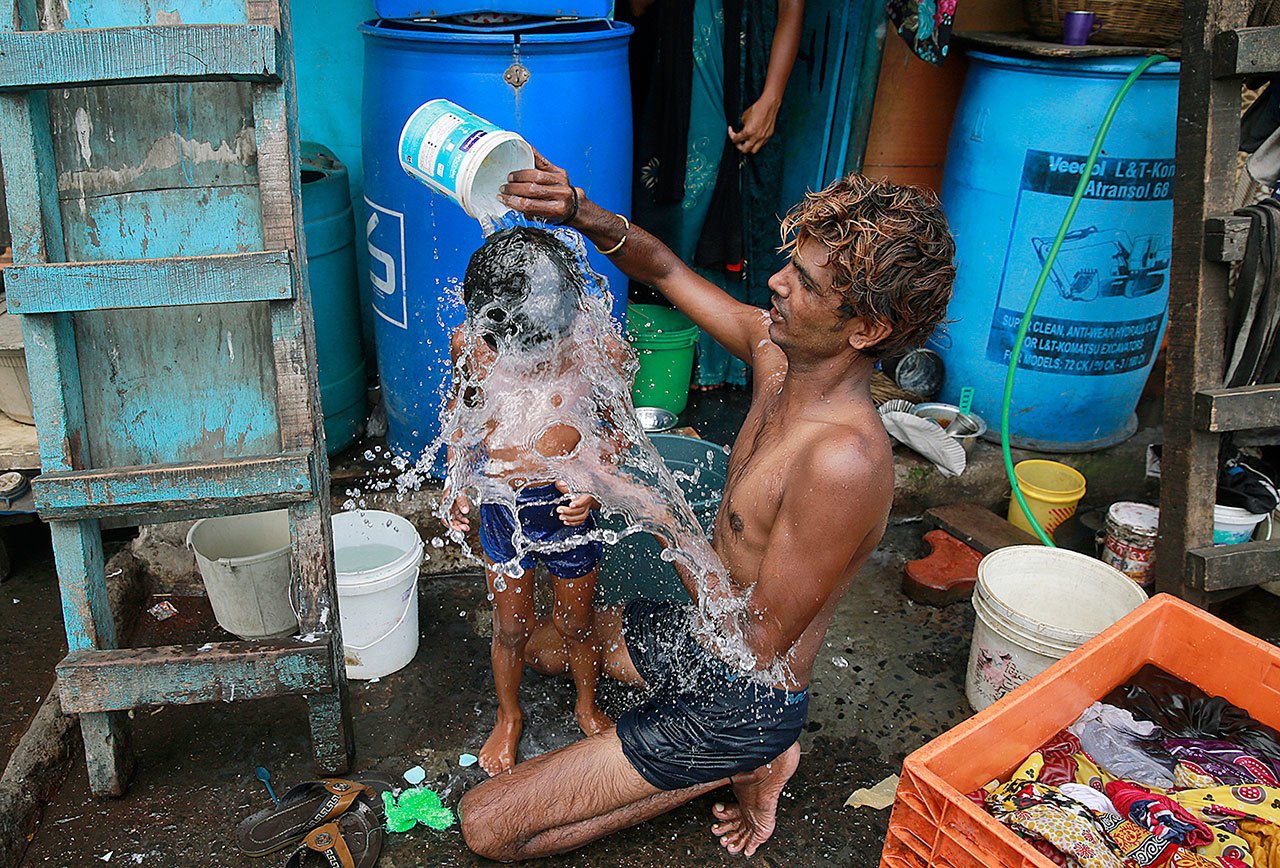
479,711,522,776
710,741,800,856
575,703,613,737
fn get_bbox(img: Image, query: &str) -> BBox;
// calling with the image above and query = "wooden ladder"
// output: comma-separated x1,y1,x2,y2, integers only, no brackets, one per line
0,1,353,795
1157,0,1280,603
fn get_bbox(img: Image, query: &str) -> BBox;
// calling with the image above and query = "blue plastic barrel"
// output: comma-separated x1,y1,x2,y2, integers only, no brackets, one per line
301,143,368,455
934,53,1179,452
360,18,633,465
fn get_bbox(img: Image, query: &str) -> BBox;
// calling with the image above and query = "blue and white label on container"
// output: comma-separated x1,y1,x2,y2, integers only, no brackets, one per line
400,101,499,201
365,197,408,329
986,148,1174,377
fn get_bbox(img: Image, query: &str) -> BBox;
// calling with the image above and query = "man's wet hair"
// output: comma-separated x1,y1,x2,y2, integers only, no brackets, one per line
780,175,956,359
463,226,585,350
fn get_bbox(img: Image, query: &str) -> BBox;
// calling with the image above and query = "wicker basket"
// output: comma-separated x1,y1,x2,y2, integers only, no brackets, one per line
1022,0,1182,47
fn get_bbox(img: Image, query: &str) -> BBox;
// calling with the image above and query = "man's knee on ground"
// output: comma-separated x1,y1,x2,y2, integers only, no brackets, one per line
551,604,593,644
460,785,524,861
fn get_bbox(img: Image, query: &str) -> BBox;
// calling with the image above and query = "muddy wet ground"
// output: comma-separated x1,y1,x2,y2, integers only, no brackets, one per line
17,518,1277,867
13,520,979,868
8,382,1280,866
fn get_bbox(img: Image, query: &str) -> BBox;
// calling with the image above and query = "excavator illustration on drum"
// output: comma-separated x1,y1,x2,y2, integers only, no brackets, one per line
1031,226,1171,303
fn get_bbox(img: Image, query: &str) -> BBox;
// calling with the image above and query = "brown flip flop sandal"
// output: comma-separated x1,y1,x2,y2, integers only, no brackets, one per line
284,802,383,868
237,773,395,857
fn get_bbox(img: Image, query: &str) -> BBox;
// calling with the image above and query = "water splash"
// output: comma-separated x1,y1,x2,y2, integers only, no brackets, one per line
409,218,785,681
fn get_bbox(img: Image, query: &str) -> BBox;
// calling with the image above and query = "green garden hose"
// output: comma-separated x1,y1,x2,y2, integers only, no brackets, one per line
1002,53,1171,546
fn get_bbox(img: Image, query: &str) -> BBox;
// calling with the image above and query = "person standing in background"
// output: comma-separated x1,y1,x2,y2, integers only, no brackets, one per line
623,0,805,390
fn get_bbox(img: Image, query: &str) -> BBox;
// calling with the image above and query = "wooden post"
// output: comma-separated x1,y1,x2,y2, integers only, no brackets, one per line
249,0,354,773
1155,0,1252,603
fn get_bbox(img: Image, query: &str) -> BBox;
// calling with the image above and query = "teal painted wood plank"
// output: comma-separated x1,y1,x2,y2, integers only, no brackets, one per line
2,7,133,797
0,91,93,471
0,92,65,263
7,251,295,313
49,521,115,653
34,451,314,520
56,638,334,713
74,301,282,469
43,0,250,29
256,0,353,773
51,82,256,200
60,185,263,260
0,25,279,90
62,185,279,470
50,518,133,795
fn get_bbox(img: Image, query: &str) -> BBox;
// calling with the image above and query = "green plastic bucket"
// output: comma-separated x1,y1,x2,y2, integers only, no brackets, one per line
626,303,699,415
598,433,730,604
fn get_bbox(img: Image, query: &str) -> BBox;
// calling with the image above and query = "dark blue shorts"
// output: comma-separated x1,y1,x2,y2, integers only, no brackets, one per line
616,599,809,791
477,483,602,580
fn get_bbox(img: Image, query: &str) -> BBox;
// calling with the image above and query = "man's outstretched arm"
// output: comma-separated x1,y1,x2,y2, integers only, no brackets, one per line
501,152,768,365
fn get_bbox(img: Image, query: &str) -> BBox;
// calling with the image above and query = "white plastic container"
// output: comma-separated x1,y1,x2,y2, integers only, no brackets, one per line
966,545,1148,711
333,510,423,680
0,306,34,424
187,509,297,640
399,99,534,222
1213,503,1270,545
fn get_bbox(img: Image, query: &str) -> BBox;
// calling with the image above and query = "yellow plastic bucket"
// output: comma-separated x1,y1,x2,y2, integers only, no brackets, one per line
1007,460,1087,539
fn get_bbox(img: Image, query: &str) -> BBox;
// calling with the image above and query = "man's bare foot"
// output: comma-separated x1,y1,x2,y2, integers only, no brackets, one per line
710,741,801,856
479,712,522,776
575,704,613,737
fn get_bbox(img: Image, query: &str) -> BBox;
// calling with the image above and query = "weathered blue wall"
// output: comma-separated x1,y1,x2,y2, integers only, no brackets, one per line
293,0,375,207
779,0,886,209
293,0,378,358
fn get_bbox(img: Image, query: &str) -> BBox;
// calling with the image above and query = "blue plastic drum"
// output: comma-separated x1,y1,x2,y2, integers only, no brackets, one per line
301,143,368,455
360,18,633,466
933,53,1179,451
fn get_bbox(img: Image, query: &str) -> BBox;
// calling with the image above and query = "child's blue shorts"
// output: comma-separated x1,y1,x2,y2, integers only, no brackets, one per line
478,482,602,580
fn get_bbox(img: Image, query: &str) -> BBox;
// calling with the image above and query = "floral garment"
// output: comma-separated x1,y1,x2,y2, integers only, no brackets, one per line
886,0,957,64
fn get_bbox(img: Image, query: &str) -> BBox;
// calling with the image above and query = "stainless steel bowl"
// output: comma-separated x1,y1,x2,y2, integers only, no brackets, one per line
913,402,987,451
635,406,677,432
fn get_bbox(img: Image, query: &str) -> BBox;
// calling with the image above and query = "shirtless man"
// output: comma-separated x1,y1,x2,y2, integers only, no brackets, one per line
457,153,956,860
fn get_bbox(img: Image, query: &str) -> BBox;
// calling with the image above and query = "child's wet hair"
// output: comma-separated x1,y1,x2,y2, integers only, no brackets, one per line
463,226,586,350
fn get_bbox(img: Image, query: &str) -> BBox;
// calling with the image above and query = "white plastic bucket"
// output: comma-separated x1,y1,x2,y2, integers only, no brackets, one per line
966,546,1148,711
399,98,534,222
333,510,423,680
187,510,297,640
1213,504,1269,545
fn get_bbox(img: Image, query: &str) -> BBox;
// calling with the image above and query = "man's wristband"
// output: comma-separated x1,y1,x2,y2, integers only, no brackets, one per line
557,186,581,226
595,214,629,256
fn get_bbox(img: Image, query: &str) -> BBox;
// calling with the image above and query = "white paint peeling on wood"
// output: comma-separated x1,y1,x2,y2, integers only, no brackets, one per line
73,107,93,167
39,0,71,29
225,330,235,362
155,9,184,25
56,127,258,197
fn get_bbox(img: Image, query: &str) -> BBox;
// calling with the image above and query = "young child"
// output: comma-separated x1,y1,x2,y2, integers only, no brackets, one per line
444,225,625,777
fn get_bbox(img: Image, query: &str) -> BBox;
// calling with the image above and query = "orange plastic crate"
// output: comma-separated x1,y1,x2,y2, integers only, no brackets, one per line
879,594,1280,868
